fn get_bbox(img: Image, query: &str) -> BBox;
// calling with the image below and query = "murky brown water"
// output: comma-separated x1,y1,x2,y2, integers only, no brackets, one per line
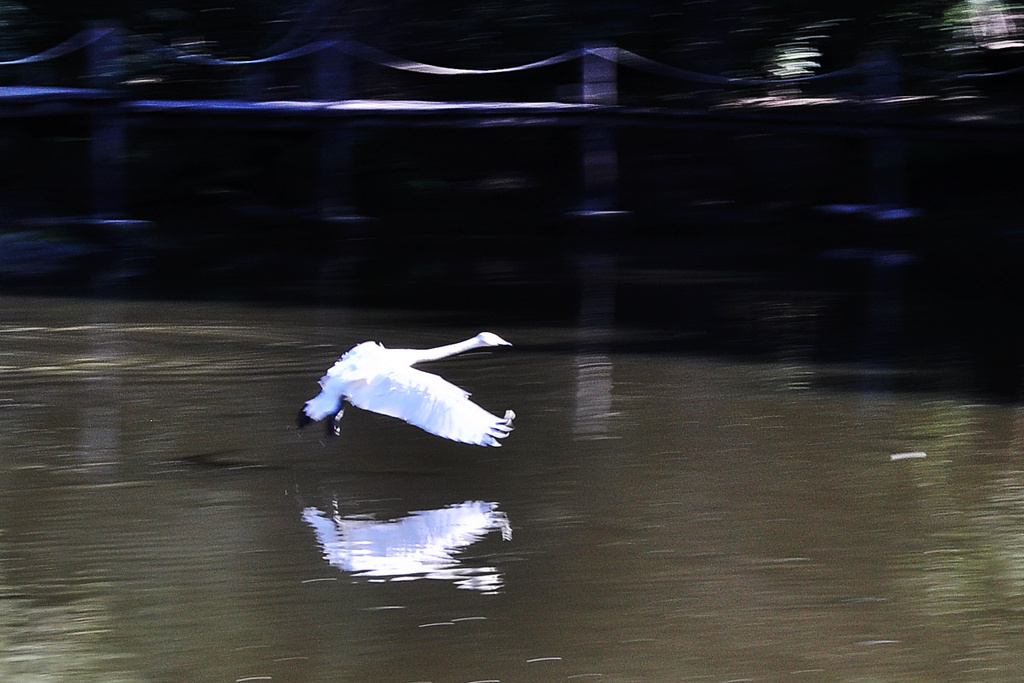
3,294,1024,682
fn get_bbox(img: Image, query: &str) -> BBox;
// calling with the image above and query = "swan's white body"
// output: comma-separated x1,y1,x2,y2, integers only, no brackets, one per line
299,332,514,446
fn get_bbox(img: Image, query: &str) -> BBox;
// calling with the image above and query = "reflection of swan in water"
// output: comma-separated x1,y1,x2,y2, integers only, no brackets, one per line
298,332,515,446
303,501,513,592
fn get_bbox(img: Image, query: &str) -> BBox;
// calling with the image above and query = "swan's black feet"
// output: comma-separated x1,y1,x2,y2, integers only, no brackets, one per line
296,408,343,437
328,408,344,437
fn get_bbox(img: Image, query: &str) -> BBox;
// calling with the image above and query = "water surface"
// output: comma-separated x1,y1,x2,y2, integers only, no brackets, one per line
2,295,1024,682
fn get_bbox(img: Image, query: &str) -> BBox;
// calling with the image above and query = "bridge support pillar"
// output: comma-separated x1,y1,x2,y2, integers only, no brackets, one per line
317,37,364,224
89,22,126,222
865,49,910,219
578,43,621,216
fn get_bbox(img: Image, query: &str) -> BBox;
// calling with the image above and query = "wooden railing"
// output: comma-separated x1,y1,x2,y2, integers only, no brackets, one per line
2,25,1023,227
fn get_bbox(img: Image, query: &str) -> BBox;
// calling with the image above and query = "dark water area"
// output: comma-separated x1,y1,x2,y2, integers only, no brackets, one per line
5,118,1024,411
7,125,1024,405
4,295,1024,681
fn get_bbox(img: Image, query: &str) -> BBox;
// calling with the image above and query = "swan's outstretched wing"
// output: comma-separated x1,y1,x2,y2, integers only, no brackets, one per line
344,366,515,446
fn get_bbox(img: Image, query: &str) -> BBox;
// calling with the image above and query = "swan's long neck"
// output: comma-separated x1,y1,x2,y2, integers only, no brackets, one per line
409,336,486,364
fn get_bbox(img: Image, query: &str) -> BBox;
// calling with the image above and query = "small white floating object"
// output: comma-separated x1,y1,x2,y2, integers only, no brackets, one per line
890,451,927,461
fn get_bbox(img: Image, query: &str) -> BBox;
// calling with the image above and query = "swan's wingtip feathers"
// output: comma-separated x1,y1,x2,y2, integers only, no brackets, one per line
479,409,516,446
481,433,506,447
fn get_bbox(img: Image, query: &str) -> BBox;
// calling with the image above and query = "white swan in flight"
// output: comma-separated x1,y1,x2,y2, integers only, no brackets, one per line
298,332,515,446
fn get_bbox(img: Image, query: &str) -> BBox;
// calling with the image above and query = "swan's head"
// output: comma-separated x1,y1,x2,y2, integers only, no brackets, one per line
476,332,511,347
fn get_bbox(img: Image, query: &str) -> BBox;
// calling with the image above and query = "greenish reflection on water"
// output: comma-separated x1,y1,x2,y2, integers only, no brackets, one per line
2,295,1024,681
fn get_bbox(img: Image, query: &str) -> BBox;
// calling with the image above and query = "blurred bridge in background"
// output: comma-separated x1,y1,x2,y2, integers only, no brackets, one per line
3,24,1024,232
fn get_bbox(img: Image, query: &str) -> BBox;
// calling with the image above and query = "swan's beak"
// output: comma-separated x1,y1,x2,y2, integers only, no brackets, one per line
478,332,512,346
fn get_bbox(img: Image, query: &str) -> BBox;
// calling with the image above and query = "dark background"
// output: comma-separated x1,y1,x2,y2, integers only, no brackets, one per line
2,0,1024,396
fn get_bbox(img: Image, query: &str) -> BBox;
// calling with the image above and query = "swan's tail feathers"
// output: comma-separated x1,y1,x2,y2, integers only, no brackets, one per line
484,410,516,446
300,392,343,426
297,402,344,438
